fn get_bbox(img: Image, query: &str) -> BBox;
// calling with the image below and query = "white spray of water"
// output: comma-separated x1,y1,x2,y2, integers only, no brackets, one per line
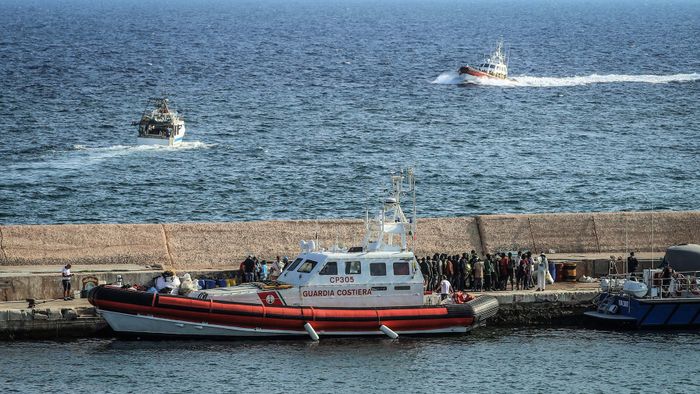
41,141,217,170
432,72,700,87
431,71,465,84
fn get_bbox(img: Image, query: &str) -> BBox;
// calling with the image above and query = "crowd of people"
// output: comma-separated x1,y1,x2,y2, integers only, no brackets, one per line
418,250,552,293
239,255,288,283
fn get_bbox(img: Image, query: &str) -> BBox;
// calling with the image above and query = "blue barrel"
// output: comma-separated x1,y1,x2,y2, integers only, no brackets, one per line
217,279,227,287
205,279,216,289
197,279,205,289
549,262,556,282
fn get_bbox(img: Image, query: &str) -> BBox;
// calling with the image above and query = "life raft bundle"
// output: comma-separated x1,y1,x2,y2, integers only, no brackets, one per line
89,285,499,339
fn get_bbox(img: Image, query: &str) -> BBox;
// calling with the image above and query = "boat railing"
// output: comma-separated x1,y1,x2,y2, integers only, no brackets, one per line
603,270,700,299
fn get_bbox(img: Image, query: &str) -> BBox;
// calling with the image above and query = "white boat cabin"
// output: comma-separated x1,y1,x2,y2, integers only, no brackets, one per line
277,250,424,307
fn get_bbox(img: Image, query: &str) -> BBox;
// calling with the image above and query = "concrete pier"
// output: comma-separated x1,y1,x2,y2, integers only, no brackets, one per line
0,298,105,340
484,283,599,327
0,282,602,340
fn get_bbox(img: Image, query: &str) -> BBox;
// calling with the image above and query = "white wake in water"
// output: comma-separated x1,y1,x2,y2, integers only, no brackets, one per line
72,141,215,153
432,71,700,87
43,141,217,170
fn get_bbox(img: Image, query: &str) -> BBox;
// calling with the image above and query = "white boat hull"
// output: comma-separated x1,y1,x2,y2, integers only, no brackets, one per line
136,128,186,147
98,309,470,338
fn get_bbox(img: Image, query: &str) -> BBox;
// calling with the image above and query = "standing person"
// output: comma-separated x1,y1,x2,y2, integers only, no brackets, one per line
491,254,500,290
270,257,282,281
627,252,639,275
419,257,431,290
499,253,509,291
456,255,466,291
61,264,74,301
438,275,453,301
517,255,526,290
254,257,262,281
526,252,535,289
474,258,485,292
483,254,493,291
507,252,516,291
445,257,454,289
243,255,255,283
536,252,548,291
260,260,269,281
433,258,442,291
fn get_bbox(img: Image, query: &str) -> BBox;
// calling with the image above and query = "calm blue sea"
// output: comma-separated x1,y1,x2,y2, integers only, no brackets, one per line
1,329,699,393
0,0,698,225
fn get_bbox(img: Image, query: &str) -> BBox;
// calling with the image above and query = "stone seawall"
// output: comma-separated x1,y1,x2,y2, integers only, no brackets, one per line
1,211,698,269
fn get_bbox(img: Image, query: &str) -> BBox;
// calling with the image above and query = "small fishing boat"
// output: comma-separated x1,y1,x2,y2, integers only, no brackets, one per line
89,170,499,339
585,244,700,328
458,40,509,80
134,97,185,146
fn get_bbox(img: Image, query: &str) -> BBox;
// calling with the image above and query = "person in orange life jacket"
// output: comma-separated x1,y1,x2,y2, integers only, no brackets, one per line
438,275,453,301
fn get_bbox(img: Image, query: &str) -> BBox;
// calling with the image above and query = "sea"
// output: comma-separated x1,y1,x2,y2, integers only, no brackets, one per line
0,0,699,392
0,0,698,225
1,329,700,393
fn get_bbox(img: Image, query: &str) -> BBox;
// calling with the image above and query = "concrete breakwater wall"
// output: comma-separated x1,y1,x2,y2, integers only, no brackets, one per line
1,211,698,269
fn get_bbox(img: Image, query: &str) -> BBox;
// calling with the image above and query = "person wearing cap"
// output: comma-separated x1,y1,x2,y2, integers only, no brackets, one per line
61,264,74,301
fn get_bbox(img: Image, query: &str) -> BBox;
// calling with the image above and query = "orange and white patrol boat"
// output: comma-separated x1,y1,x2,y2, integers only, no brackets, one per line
89,170,499,340
458,40,509,80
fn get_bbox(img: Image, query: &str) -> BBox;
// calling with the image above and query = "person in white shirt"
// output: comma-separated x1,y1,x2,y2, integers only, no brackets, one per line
270,256,282,280
438,275,453,301
61,264,74,301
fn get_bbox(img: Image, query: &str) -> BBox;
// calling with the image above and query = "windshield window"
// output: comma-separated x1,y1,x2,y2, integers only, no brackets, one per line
297,260,318,273
287,258,303,272
319,262,338,275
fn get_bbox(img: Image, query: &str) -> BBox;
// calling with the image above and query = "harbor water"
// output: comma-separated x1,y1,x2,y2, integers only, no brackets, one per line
1,329,699,393
1,0,699,224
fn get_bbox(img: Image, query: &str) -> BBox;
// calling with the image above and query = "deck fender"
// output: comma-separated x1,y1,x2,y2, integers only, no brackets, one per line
464,295,500,323
379,324,399,339
304,322,319,341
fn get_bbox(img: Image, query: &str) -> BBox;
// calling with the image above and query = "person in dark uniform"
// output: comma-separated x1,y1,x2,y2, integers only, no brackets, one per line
627,251,639,274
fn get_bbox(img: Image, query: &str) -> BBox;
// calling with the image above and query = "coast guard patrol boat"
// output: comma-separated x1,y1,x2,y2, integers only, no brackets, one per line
89,170,499,339
134,97,185,146
459,40,509,80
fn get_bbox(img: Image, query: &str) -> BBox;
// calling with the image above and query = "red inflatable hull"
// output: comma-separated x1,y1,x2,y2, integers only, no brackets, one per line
89,286,498,337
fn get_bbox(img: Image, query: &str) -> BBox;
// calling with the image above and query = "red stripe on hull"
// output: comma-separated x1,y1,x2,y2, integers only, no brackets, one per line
91,288,477,333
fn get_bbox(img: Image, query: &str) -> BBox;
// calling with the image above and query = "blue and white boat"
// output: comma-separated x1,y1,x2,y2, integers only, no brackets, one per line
134,98,185,146
585,244,700,328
